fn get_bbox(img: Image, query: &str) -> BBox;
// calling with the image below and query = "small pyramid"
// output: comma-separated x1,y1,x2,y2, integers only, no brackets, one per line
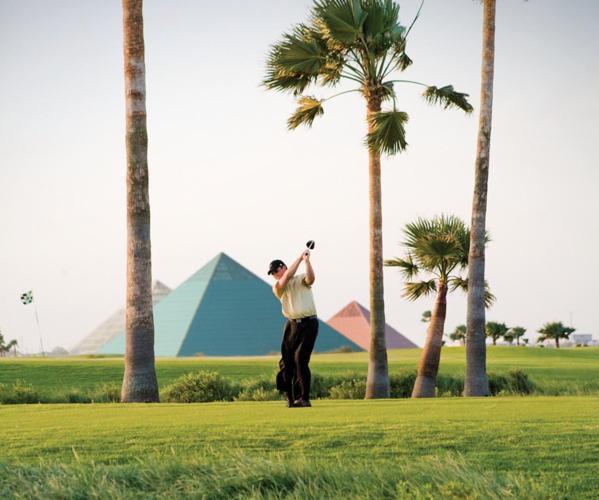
98,253,360,356
327,301,418,350
71,280,172,354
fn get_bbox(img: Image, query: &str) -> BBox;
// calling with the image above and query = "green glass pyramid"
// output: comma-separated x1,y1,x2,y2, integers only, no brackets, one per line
98,253,360,356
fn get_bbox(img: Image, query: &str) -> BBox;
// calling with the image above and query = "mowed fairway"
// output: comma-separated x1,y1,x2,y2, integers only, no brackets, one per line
2,347,599,394
2,349,599,497
1,398,598,497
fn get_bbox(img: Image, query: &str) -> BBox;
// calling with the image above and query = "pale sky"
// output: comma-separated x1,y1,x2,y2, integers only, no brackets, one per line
1,0,597,353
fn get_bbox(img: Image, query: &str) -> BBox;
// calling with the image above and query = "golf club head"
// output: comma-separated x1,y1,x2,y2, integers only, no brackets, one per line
306,240,315,250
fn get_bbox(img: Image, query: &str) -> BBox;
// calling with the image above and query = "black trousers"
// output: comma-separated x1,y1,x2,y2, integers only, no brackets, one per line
278,317,318,402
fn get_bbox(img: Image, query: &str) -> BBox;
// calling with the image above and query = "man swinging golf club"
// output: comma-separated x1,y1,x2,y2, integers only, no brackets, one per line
268,241,318,408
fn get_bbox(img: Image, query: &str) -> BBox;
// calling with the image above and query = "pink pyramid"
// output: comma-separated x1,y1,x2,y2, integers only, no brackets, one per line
327,301,418,350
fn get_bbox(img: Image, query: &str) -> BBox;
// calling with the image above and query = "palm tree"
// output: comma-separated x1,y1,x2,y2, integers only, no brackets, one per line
0,333,18,357
485,321,507,346
464,0,496,397
449,324,466,345
264,0,472,398
120,0,159,403
385,215,494,397
508,326,526,346
537,322,575,349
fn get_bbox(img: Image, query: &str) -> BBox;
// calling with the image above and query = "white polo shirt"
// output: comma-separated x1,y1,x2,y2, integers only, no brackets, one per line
273,273,317,320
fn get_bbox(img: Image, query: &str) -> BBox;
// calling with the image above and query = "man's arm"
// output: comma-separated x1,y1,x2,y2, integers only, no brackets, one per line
303,250,315,286
275,252,304,293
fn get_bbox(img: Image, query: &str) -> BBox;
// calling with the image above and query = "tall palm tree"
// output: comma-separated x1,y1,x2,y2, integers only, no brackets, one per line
120,0,159,403
385,215,494,397
464,0,496,397
509,326,526,346
537,321,575,349
485,321,507,346
264,0,472,398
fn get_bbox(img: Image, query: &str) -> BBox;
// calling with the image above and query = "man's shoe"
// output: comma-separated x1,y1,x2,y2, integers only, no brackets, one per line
293,398,312,407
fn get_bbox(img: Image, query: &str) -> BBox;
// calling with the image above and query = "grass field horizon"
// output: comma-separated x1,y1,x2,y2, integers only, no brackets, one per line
2,346,598,396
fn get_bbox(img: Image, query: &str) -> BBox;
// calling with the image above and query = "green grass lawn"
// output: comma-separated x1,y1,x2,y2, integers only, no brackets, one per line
1,346,598,394
1,397,597,497
2,350,599,497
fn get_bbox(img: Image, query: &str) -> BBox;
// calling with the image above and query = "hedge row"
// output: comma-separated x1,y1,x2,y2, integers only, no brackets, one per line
0,370,535,404
161,369,535,403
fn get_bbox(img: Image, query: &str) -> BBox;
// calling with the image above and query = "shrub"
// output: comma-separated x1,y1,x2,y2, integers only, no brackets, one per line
488,371,535,396
89,383,121,403
235,378,281,401
0,380,42,404
329,378,366,399
63,390,92,404
389,371,417,398
505,369,535,395
162,371,240,403
436,374,464,397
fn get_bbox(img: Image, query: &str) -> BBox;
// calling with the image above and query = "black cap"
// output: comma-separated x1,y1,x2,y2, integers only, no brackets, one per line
268,259,285,275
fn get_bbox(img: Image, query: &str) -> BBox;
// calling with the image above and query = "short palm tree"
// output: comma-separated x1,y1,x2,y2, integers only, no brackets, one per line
385,215,494,397
509,326,526,346
264,0,472,398
0,333,17,357
121,0,159,402
485,321,507,346
449,324,466,345
537,322,575,349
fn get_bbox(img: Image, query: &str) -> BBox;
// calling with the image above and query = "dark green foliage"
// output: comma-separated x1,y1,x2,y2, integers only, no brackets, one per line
366,110,409,154
486,321,509,345
0,369,539,404
389,370,417,397
264,0,472,155
329,377,367,399
162,371,240,403
0,380,41,404
235,378,281,401
436,374,464,396
488,370,535,396
422,85,473,113
537,321,575,347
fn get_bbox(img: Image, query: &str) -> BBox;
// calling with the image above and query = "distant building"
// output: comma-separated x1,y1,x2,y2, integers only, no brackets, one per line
71,280,172,355
87,253,359,356
327,301,418,350
572,334,593,346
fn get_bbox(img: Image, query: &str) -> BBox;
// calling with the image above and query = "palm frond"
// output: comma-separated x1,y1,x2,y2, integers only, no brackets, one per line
287,96,324,129
263,24,327,95
314,0,367,45
422,85,473,114
366,110,409,155
449,276,495,308
449,276,468,293
403,279,437,301
384,254,419,280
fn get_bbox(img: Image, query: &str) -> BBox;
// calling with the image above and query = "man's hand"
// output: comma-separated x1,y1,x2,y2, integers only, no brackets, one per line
302,249,310,262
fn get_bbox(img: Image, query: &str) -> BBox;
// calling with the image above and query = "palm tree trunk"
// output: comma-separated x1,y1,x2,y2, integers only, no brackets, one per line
465,0,496,397
121,0,159,403
412,281,447,398
365,90,389,399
